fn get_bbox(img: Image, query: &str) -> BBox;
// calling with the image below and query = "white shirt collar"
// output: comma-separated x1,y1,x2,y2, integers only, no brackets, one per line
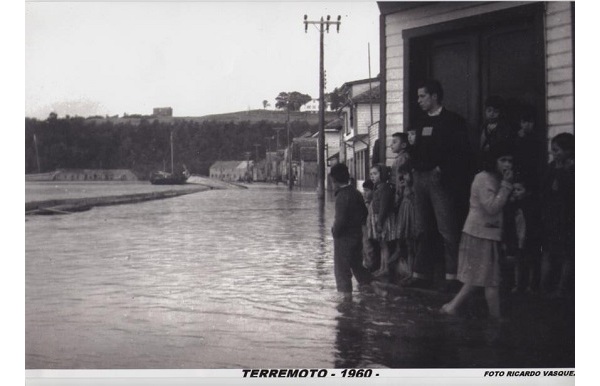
428,106,443,116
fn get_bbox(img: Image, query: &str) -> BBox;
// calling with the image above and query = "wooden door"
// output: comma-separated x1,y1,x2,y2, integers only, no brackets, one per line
429,34,480,152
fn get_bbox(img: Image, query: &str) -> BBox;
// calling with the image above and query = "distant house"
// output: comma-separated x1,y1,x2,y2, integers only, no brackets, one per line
377,1,574,183
300,99,332,114
337,78,381,185
318,118,343,190
209,161,253,182
264,151,285,182
152,107,173,117
286,137,318,188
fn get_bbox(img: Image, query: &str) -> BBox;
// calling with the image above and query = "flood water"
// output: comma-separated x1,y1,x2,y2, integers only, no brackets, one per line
25,183,574,369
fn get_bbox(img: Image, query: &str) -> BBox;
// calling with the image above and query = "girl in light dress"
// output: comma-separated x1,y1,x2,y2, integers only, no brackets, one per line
441,145,514,319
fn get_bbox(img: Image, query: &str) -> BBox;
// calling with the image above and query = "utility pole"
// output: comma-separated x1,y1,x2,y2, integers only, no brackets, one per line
304,14,341,200
170,130,174,174
264,136,272,181
33,133,41,173
244,151,251,181
253,144,261,180
286,107,293,190
253,144,261,163
273,127,285,150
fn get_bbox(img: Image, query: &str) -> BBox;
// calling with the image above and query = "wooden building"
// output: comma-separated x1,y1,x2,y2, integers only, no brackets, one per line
378,1,574,177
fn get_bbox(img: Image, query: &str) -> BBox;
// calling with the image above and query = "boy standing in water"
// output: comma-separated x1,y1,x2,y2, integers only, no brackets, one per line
330,163,373,301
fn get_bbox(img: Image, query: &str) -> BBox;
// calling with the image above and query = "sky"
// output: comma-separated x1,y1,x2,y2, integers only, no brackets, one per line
25,1,381,119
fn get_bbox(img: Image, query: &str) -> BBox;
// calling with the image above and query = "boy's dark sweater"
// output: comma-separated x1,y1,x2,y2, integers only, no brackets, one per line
413,108,473,192
332,185,368,239
514,133,542,188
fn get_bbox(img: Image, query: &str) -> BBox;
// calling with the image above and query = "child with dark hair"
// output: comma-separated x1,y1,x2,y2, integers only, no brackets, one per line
361,179,379,271
396,159,417,280
514,105,542,194
503,174,542,294
329,163,373,301
390,132,411,201
479,96,514,169
368,164,397,278
540,133,575,298
388,132,411,279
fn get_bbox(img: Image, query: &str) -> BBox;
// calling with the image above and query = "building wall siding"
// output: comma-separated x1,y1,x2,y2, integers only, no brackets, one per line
357,104,380,135
545,1,574,142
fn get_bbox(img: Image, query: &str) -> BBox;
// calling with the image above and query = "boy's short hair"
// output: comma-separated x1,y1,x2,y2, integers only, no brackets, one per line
362,179,374,190
551,132,575,158
512,172,529,188
519,105,536,122
485,95,505,110
417,79,444,102
392,132,409,145
330,163,350,184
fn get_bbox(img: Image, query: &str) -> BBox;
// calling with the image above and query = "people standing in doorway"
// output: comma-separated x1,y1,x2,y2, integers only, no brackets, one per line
330,163,373,301
514,105,542,194
368,164,397,279
440,144,515,319
540,133,575,299
402,79,472,292
478,95,514,169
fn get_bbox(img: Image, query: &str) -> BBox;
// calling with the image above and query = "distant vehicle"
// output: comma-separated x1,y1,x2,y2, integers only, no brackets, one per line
149,170,188,185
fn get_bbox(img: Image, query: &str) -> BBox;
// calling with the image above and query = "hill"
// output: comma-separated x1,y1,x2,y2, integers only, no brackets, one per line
85,109,338,126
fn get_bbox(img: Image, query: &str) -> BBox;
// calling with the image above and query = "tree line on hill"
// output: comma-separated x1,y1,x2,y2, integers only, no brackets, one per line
25,114,319,179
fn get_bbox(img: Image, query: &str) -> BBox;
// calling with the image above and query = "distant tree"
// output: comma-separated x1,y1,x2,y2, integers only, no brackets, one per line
328,87,346,111
24,114,319,177
275,91,312,111
262,100,270,109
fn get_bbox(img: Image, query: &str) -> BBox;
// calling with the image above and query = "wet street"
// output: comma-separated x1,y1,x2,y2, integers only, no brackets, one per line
25,183,574,369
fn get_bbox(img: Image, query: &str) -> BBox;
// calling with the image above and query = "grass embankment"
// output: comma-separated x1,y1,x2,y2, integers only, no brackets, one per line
25,187,209,215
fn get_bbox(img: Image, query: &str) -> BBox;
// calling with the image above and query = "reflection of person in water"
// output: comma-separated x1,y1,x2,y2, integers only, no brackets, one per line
333,301,366,368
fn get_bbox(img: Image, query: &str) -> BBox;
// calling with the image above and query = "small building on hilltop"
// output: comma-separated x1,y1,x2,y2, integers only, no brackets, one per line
152,107,173,117
300,99,333,114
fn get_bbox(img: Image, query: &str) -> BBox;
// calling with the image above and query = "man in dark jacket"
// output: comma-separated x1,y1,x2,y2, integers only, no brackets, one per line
330,163,372,299
403,79,472,292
